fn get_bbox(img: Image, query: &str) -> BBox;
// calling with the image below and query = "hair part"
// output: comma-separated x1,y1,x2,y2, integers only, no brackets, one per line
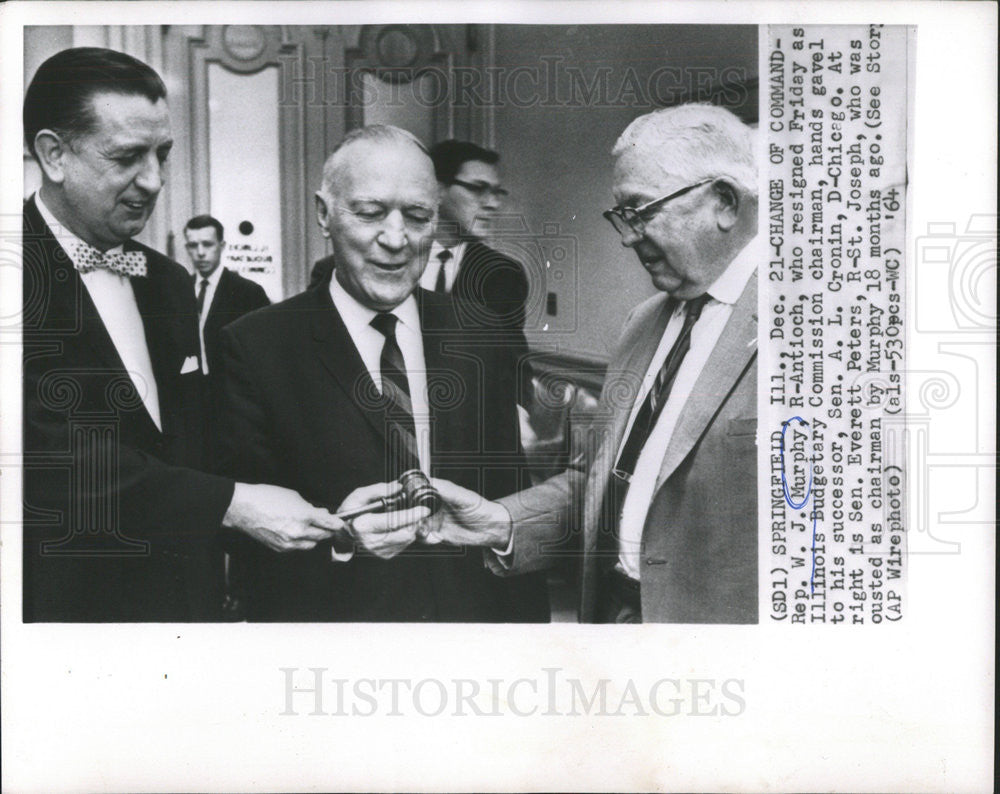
184,214,224,242
612,103,757,195
23,47,167,160
428,139,500,185
319,125,430,199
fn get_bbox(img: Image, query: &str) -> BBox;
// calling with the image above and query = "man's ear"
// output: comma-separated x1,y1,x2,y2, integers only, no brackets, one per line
712,178,741,232
314,192,331,238
32,130,69,185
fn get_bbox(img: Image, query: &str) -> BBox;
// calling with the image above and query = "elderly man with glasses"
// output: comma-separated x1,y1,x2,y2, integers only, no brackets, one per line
407,103,761,624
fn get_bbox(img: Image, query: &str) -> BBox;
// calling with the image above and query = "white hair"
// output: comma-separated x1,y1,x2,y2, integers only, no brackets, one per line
319,124,429,198
612,103,757,195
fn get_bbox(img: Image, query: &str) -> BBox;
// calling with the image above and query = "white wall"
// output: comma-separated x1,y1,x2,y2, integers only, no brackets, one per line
493,25,757,360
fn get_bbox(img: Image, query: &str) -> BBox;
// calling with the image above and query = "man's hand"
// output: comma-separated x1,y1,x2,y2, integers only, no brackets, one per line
339,483,429,559
429,478,513,550
223,482,344,552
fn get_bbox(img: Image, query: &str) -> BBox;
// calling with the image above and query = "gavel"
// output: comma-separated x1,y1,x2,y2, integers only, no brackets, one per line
335,469,442,521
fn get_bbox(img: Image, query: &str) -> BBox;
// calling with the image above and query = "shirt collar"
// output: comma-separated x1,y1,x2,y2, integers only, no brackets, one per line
34,192,126,268
703,235,759,306
428,239,465,266
195,264,225,289
329,272,420,338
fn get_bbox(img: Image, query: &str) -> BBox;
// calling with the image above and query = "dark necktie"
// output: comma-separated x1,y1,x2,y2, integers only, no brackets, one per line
599,293,710,552
196,276,209,316
434,249,452,293
370,312,418,475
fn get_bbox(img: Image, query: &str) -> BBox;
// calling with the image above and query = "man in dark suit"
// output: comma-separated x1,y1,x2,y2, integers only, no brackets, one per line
396,104,760,624
218,125,548,622
424,140,532,408
308,140,533,407
22,47,342,622
183,214,269,379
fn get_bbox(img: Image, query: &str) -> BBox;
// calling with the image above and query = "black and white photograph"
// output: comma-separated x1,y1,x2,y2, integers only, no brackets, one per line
0,2,995,792
19,22,759,625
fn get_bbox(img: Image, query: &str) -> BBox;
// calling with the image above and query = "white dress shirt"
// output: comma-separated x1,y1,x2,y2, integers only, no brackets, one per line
193,264,225,373
35,193,162,431
328,275,431,474
420,240,467,293
616,242,758,579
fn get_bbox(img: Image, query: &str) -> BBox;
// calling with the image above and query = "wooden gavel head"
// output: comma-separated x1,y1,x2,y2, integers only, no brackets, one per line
337,470,442,521
384,469,441,514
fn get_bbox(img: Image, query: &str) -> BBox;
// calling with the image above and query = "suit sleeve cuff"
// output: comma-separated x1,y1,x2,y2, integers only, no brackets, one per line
330,547,355,563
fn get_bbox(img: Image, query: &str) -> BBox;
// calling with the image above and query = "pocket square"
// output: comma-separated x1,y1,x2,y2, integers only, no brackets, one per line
180,356,200,374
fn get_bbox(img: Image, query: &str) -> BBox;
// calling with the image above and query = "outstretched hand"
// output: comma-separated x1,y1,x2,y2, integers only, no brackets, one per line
429,478,513,549
339,482,430,559
224,482,344,552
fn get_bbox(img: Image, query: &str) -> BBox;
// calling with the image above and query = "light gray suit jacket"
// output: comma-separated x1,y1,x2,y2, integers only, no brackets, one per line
494,272,758,623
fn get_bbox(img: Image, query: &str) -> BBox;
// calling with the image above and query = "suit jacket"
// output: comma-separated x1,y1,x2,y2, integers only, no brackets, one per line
452,240,533,406
22,197,235,622
201,267,270,377
198,268,270,470
309,241,534,405
218,284,548,622
494,273,759,624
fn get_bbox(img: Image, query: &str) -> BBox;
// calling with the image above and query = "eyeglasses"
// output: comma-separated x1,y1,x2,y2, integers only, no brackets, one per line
603,179,713,237
450,178,509,201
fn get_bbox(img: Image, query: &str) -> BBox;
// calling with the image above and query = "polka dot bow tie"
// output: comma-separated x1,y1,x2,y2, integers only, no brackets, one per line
69,240,148,278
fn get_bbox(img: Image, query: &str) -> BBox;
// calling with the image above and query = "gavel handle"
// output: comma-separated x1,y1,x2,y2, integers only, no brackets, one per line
334,491,405,521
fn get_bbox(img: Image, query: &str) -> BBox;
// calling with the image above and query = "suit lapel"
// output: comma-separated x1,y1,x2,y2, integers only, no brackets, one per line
604,294,676,469
130,254,174,385
25,198,167,436
309,286,389,444
454,240,491,300
653,273,758,490
25,198,124,373
581,294,675,552
416,288,476,453
454,241,477,297
128,243,192,434
205,268,231,330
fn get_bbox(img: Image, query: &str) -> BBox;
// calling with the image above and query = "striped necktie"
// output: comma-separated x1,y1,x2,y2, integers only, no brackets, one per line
370,312,419,475
598,293,710,552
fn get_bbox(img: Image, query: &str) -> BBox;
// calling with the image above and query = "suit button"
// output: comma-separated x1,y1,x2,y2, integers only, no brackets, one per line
646,558,666,566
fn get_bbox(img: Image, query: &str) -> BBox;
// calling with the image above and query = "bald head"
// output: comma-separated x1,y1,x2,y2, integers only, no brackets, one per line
613,103,757,196
313,125,439,311
609,103,758,298
319,125,433,202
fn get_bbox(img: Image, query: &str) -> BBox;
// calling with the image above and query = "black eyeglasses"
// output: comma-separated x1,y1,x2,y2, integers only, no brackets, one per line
603,179,713,237
450,178,509,200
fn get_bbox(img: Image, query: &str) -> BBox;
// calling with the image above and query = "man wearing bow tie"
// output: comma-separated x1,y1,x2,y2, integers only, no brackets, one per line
22,47,343,622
